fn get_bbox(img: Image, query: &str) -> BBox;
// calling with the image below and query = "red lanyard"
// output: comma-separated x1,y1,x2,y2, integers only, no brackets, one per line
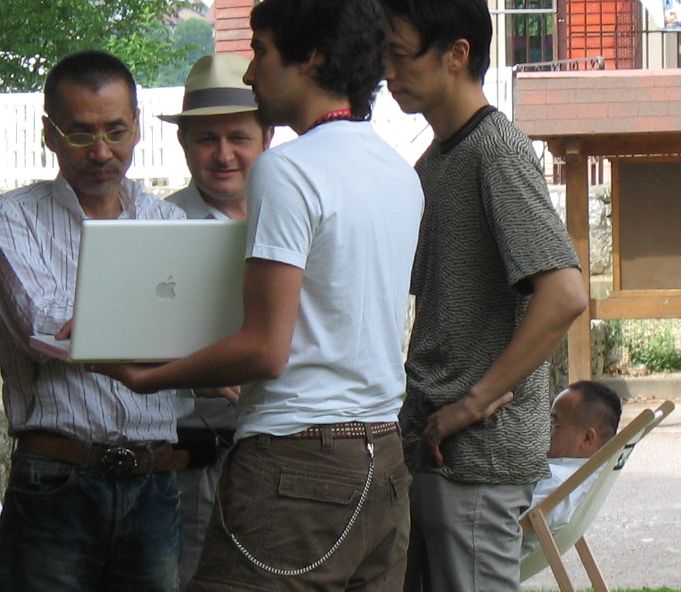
306,108,355,132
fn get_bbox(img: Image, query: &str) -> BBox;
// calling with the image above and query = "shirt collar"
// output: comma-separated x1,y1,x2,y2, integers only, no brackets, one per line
181,181,216,219
439,105,497,155
182,181,233,220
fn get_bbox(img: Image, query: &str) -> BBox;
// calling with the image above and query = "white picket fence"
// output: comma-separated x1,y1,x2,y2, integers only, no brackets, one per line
0,86,190,190
0,69,514,192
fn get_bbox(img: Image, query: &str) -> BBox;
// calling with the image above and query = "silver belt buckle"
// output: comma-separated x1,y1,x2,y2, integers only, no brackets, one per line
101,446,139,478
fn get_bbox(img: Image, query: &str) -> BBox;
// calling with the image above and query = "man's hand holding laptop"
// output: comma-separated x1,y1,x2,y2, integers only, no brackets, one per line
55,318,73,341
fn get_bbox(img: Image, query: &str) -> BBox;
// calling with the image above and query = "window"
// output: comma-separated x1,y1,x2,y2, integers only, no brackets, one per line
506,0,555,65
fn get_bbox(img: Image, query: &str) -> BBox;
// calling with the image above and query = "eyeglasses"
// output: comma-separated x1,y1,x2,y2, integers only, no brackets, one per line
46,115,136,148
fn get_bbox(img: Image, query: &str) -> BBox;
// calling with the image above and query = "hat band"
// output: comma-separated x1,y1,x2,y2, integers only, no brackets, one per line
182,87,257,112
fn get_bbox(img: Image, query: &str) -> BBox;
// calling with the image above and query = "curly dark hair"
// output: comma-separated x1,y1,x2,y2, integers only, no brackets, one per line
250,0,385,120
44,50,137,119
379,0,492,83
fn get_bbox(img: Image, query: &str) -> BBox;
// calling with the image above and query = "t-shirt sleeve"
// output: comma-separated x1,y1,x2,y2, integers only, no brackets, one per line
481,153,580,293
245,151,318,270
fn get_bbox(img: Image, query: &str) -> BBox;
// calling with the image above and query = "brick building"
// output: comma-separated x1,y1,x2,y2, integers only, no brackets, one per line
213,0,254,56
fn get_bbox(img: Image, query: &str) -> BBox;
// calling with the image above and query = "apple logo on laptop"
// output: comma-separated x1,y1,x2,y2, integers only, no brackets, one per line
156,276,177,300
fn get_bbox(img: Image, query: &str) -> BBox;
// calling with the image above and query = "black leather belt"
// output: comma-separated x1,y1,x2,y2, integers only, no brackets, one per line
175,427,235,446
173,427,235,469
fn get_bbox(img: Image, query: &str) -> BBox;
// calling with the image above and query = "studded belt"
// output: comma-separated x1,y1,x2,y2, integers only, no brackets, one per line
15,430,187,478
285,421,399,440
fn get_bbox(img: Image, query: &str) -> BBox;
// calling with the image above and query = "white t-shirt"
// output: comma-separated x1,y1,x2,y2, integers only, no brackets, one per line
236,120,424,439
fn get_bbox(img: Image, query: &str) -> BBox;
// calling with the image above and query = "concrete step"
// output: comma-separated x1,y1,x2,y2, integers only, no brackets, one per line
599,373,681,402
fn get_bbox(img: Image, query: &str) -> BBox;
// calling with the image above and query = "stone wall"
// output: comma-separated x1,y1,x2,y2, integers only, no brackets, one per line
548,183,613,282
547,183,613,395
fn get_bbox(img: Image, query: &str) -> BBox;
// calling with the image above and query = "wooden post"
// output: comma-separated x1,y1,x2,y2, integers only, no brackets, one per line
564,139,592,381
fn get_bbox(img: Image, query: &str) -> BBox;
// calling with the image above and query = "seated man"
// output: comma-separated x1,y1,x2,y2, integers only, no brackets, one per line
521,380,622,556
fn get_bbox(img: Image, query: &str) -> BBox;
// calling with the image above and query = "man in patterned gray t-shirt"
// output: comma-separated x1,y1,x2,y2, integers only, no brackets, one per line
380,0,588,590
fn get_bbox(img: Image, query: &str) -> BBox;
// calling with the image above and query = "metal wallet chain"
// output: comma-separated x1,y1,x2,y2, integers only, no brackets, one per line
216,440,375,577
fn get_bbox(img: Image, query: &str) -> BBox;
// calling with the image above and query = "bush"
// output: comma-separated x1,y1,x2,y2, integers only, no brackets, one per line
601,319,681,375
625,320,681,373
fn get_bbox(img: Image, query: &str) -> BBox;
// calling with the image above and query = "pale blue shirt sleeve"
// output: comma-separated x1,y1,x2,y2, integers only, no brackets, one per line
245,151,320,270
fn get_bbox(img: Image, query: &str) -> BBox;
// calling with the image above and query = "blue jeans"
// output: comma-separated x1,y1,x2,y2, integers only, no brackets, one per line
176,446,231,591
0,451,181,592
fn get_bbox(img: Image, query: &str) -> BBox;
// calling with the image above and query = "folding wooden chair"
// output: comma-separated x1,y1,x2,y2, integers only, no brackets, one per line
520,399,675,592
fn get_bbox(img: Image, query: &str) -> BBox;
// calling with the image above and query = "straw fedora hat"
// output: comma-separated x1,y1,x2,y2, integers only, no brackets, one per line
159,53,256,123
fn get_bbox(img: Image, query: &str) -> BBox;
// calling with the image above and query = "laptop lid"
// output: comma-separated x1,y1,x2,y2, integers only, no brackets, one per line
30,219,246,362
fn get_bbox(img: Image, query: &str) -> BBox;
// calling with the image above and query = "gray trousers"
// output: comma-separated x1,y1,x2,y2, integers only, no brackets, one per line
404,472,533,592
177,447,231,592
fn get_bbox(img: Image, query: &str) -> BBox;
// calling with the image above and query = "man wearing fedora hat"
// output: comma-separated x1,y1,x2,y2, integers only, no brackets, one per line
159,52,272,591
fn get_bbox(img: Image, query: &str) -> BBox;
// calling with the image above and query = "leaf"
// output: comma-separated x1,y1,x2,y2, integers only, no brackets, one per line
0,0,193,91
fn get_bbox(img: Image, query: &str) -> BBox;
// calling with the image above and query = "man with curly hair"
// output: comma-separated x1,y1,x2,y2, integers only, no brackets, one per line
96,0,424,590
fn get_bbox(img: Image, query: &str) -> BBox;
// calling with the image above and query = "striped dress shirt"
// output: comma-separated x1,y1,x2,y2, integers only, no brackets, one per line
0,175,185,444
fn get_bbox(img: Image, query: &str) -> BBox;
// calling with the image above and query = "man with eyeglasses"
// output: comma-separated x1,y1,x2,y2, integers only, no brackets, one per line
0,50,185,592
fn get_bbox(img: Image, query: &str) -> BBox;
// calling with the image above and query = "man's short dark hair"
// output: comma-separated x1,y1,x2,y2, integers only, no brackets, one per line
44,50,137,118
568,380,622,444
379,0,492,83
250,0,385,120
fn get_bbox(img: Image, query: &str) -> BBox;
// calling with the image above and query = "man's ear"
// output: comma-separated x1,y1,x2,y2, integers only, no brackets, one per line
299,49,325,77
42,116,57,152
177,126,188,152
132,108,141,146
582,426,599,453
263,126,274,150
445,39,471,73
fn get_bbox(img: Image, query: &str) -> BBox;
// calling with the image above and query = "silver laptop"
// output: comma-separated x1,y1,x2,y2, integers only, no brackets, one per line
30,219,246,362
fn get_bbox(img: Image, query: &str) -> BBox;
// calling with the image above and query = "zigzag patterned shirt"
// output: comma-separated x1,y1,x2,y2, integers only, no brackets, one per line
402,108,580,483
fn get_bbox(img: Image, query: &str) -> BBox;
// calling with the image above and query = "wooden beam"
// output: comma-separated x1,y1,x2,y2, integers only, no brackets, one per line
611,161,621,291
591,293,681,319
575,537,610,592
537,134,681,158
564,139,592,381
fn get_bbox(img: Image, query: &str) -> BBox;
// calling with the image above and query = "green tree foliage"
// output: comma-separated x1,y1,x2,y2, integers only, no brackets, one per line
0,0,192,92
156,17,215,87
